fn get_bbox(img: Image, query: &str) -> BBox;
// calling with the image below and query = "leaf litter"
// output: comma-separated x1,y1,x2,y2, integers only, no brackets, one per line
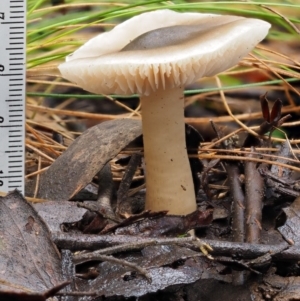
0,190,68,300
20,8,300,298
15,101,300,300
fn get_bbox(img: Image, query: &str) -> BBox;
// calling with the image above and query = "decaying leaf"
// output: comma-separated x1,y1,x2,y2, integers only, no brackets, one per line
34,200,87,232
0,281,70,301
37,119,142,201
0,190,66,298
114,209,213,237
251,272,300,301
75,245,222,298
278,196,300,245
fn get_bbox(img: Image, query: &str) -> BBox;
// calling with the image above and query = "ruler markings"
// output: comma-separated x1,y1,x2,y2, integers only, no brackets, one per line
1,21,23,24
0,0,25,193
6,149,21,152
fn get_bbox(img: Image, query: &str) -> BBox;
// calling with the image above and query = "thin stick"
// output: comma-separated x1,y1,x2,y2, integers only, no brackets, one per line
74,253,152,283
244,148,264,244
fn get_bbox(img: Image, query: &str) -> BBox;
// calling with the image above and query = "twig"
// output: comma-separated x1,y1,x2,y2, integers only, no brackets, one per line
117,153,142,214
33,155,42,198
74,236,198,263
198,154,300,173
215,76,258,137
244,148,264,244
227,164,245,242
96,162,117,220
74,253,152,283
26,144,55,162
53,233,300,260
260,4,300,34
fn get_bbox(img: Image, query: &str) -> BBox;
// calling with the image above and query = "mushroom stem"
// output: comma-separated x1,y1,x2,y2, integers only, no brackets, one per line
140,87,197,215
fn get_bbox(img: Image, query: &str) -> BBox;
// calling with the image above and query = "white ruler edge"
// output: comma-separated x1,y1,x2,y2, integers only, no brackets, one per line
0,0,26,195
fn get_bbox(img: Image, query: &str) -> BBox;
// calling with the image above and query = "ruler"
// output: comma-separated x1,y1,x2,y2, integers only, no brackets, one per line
0,0,26,194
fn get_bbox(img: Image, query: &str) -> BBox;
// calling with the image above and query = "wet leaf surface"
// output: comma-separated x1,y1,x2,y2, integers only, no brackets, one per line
0,190,65,298
278,196,300,245
114,209,213,237
75,246,224,298
0,281,70,301
23,103,300,300
34,201,87,232
37,119,142,201
251,272,300,301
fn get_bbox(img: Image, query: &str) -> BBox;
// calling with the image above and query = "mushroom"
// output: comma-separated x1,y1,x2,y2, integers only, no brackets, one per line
59,9,270,215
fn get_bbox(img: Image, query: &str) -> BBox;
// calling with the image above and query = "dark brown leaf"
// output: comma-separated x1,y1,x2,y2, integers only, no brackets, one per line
0,281,70,301
260,94,270,123
75,247,220,298
0,191,64,295
34,200,87,232
115,209,213,237
270,99,282,124
37,119,142,201
278,196,300,245
251,272,300,300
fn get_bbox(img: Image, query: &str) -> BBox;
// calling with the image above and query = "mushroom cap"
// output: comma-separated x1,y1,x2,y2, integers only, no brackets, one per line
59,9,270,96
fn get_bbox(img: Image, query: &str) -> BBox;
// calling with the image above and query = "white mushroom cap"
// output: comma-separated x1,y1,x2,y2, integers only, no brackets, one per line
59,9,270,96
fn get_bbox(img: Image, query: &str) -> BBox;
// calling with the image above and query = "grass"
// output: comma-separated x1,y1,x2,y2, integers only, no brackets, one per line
26,0,300,195
27,0,300,93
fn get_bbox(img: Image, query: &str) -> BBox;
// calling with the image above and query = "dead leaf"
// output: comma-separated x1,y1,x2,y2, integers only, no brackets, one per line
34,201,87,232
115,209,213,237
278,196,300,245
0,190,65,297
75,246,216,298
252,272,300,301
37,119,142,201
